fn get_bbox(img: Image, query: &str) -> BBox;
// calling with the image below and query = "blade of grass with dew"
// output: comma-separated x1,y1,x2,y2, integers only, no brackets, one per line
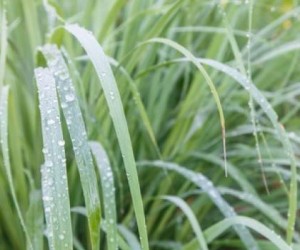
173,26,250,37
40,44,101,250
191,152,257,195
107,57,160,157
118,225,141,250
35,67,73,250
57,24,149,250
253,40,300,65
247,0,269,193
220,2,268,192
184,216,291,250
142,38,227,175
0,85,33,249
139,160,259,250
25,189,44,250
218,187,288,230
162,195,208,250
89,141,117,250
71,206,130,250
196,58,298,243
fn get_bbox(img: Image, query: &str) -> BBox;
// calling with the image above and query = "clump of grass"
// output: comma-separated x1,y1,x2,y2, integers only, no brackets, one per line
0,1,299,250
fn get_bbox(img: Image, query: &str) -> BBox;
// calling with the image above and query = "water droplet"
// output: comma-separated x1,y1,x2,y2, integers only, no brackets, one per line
65,94,75,102
61,102,68,109
45,160,53,167
47,119,55,125
109,91,115,100
58,140,65,146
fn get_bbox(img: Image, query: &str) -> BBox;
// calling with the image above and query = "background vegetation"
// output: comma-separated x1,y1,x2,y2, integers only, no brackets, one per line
0,0,299,249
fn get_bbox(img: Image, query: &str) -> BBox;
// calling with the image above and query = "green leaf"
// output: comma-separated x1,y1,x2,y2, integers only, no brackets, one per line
0,85,33,249
61,24,149,250
90,141,118,250
40,44,101,250
162,195,208,250
35,67,73,250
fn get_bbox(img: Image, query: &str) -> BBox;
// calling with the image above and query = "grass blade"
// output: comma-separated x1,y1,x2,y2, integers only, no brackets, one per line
0,85,33,249
140,160,259,250
162,195,208,250
143,38,227,176
218,187,287,230
62,24,149,250
90,141,118,250
203,216,291,250
26,189,44,250
40,44,101,250
118,225,141,250
197,58,298,243
254,40,300,64
35,67,73,250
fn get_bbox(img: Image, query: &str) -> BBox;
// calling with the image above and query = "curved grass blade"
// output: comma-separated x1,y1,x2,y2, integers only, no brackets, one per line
0,86,33,249
184,216,291,250
196,58,297,243
35,67,72,250
118,225,141,250
204,216,291,250
90,141,117,250
254,40,300,64
191,153,257,195
40,44,101,250
61,24,149,250
107,56,160,157
143,38,227,176
139,160,258,250
162,195,208,250
218,187,287,230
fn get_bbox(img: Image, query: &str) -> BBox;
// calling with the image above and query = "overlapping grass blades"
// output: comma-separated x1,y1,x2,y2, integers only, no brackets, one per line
140,54,298,243
196,58,298,243
90,141,118,250
185,216,291,250
162,196,208,250
107,57,160,157
118,225,141,250
140,160,259,250
218,187,287,230
35,68,73,249
143,38,227,175
59,24,149,250
0,86,33,249
39,44,101,250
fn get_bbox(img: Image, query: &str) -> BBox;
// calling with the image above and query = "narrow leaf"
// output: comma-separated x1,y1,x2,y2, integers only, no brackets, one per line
40,44,101,250
35,67,73,250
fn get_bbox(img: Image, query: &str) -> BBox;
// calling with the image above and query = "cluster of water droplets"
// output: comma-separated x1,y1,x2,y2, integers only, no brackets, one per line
42,44,102,243
90,142,118,247
0,87,8,150
35,67,72,249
